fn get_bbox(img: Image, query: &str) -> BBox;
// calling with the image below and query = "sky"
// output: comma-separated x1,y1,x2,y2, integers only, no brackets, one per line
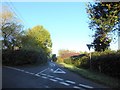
2,1,118,55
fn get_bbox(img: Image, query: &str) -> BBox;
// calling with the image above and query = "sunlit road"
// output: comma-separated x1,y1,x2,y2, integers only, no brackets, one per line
2,61,109,89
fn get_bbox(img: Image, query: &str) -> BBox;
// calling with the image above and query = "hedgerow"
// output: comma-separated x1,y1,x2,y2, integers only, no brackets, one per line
2,49,48,66
63,50,120,79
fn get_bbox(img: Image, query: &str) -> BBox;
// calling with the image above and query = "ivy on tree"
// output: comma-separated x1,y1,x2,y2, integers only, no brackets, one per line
86,2,120,51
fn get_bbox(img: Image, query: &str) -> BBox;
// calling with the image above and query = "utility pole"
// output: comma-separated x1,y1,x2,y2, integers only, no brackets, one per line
118,12,120,50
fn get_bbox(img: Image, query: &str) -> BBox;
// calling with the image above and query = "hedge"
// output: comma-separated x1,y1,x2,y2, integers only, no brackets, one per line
2,49,48,66
63,50,120,79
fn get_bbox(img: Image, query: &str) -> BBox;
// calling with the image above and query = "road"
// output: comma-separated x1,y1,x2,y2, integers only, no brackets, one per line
2,61,109,89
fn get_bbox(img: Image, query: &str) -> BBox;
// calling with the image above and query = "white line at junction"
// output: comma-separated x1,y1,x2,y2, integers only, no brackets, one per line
59,82,70,86
55,77,63,81
49,79,57,82
66,80,75,84
73,86,85,90
79,84,93,89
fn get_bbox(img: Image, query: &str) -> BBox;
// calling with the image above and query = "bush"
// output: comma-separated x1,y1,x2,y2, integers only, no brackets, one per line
2,49,48,66
64,58,72,65
79,56,89,68
91,50,120,78
63,50,120,79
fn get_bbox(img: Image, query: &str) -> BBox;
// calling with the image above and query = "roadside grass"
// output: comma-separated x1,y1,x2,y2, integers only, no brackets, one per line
59,63,120,88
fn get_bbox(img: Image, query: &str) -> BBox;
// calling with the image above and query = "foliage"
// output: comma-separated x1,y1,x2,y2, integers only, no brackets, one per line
0,6,23,50
2,50,48,66
61,63,120,88
86,2,120,51
52,54,57,62
22,25,52,56
62,50,120,79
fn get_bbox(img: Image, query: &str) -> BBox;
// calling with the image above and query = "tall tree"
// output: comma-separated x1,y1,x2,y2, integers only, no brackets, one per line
86,2,120,51
22,25,52,56
0,6,23,50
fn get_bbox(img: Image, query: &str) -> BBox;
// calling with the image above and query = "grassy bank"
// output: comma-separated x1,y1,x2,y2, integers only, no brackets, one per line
59,63,120,88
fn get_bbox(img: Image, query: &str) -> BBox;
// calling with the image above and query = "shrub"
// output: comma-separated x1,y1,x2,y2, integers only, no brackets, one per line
91,50,120,78
2,49,48,66
64,58,72,65
78,56,89,69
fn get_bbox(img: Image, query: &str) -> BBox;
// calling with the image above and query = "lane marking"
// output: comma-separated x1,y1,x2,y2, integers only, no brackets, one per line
35,74,40,77
47,75,54,78
4,66,22,71
41,76,47,79
59,82,70,86
50,63,55,67
4,66,93,89
28,72,34,75
53,68,66,74
4,66,34,74
40,73,47,76
35,68,49,75
25,71,30,74
66,80,75,84
79,84,93,89
73,86,85,90
49,79,57,82
55,77,63,81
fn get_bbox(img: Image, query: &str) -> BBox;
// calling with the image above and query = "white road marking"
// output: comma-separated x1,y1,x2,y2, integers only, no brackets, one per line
35,74,40,77
79,84,93,89
73,86,85,90
4,66,36,76
55,77,63,81
49,63,55,67
49,79,57,82
28,72,34,75
47,75,54,78
66,80,75,84
41,76,47,79
4,66,22,71
25,71,30,74
35,68,49,75
20,70,25,72
50,69,54,72
53,68,66,74
40,73,47,76
4,66,93,89
59,82,70,86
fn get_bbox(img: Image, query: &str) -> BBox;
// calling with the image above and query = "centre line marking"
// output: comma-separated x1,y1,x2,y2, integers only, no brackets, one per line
66,80,75,84
47,75,54,78
41,73,47,76
29,72,34,75
73,86,85,90
35,74,40,77
41,76,47,79
59,82,70,86
55,77,63,81
79,84,93,89
49,79,57,82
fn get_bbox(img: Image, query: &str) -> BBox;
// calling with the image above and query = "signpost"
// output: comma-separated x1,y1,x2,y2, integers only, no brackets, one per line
86,44,93,70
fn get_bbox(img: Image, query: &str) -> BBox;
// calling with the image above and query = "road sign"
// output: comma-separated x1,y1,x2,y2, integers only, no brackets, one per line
53,68,66,74
86,44,93,51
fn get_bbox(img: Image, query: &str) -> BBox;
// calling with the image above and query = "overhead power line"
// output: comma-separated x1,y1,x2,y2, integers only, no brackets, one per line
4,0,30,29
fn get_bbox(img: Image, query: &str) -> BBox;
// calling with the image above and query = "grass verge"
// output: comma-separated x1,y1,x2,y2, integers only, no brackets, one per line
59,63,120,88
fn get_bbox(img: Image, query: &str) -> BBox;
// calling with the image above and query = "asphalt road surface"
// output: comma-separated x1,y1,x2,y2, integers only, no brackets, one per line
2,61,110,89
